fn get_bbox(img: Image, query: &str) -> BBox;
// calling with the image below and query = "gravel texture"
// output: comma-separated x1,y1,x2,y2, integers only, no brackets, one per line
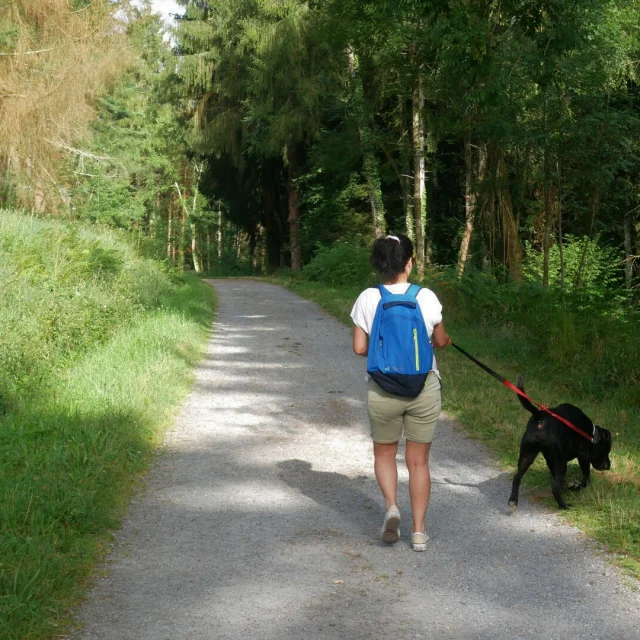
72,279,640,640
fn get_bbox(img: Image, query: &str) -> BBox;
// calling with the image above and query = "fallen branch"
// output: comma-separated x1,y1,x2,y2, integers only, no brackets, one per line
45,139,113,163
0,47,55,57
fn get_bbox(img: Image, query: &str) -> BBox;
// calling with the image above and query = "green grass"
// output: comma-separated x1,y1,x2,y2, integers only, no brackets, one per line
267,272,640,581
0,212,215,639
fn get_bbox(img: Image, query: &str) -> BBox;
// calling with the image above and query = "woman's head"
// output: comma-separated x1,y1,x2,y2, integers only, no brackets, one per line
371,234,414,281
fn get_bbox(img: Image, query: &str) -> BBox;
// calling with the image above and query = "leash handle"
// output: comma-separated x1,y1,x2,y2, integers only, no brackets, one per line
451,343,594,443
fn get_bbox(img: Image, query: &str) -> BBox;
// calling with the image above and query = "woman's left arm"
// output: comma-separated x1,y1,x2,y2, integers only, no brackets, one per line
353,326,368,356
431,321,452,348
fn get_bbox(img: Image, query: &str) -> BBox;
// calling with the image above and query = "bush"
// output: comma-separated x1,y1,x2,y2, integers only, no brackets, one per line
435,266,640,401
303,240,373,288
523,234,629,315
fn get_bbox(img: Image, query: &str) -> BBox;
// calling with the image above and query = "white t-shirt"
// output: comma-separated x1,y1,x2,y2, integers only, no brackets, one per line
350,283,443,374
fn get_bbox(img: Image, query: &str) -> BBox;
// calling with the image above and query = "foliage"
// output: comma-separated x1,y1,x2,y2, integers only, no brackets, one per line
302,239,373,287
299,134,380,256
523,235,629,311
446,267,639,400
64,6,231,274
165,0,640,291
0,0,130,210
2,1,639,285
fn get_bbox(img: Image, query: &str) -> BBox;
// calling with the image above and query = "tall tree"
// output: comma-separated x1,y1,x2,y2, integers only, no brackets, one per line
0,0,128,210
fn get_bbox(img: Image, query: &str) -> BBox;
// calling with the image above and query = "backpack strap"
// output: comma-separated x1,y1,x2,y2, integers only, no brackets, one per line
377,284,392,298
406,284,422,298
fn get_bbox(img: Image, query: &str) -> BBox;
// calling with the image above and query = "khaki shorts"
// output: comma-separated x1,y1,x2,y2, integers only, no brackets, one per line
367,372,441,444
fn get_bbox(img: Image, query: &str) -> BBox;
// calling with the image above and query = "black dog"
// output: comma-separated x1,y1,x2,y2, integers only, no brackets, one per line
508,375,612,511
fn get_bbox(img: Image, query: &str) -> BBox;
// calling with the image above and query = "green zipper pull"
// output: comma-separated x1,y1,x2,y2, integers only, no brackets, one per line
413,328,419,371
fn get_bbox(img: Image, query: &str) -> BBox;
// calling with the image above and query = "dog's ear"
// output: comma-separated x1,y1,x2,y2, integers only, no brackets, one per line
595,426,612,444
592,427,600,444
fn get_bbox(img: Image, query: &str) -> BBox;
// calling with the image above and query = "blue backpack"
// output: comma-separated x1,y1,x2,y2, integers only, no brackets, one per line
367,284,433,397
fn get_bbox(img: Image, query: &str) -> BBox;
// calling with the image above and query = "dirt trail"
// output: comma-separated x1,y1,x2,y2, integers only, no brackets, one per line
73,280,639,640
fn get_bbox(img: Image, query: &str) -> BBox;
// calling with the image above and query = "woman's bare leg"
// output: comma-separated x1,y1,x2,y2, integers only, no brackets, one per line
373,441,399,509
405,440,432,533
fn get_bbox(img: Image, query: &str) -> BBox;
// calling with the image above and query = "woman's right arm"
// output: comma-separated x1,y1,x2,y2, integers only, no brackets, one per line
431,322,452,348
353,326,368,356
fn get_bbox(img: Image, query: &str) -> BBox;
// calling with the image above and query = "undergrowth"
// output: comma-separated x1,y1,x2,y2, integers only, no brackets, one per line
0,211,215,639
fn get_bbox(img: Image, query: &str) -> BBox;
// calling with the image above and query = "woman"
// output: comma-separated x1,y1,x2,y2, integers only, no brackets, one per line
350,234,451,551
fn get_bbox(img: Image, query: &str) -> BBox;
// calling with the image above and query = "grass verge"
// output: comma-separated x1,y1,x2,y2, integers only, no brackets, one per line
267,272,640,581
0,212,215,639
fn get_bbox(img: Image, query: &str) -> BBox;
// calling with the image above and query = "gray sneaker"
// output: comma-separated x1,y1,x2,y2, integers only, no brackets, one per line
411,532,430,551
381,505,401,544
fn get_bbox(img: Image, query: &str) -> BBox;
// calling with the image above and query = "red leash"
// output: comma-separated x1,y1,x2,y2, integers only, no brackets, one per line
451,343,594,443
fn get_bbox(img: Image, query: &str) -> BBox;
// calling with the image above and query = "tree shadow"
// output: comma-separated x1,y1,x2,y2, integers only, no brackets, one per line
277,459,384,538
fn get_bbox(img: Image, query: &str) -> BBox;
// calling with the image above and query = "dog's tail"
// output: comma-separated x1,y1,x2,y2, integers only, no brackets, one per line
515,374,539,416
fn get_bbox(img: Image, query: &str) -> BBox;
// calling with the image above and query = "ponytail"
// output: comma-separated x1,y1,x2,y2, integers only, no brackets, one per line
371,234,414,281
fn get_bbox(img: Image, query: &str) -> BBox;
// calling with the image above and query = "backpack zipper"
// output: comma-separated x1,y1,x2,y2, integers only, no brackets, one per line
413,328,419,371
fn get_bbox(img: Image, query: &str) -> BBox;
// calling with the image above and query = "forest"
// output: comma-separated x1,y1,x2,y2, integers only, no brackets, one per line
1,1,639,637
2,0,638,287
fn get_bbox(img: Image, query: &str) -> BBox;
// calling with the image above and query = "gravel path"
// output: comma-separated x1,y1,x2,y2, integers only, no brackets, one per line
73,279,639,640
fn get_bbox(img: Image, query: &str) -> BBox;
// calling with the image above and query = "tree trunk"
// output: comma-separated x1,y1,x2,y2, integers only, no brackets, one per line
264,211,281,273
424,126,438,266
262,170,283,273
624,212,634,289
191,224,202,273
412,74,425,276
574,187,599,290
217,205,223,260
150,193,160,241
542,169,553,287
167,197,173,262
363,149,384,238
457,137,476,279
34,178,46,212
249,225,257,274
476,144,489,271
498,156,521,280
177,207,185,268
483,144,519,276
173,181,190,270
399,95,413,239
347,46,384,237
557,161,565,296
287,144,302,271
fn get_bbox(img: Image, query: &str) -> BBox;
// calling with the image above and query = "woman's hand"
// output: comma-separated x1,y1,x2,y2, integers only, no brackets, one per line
432,322,452,348
353,326,368,356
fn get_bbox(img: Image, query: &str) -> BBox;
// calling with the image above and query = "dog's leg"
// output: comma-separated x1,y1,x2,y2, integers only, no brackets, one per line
543,455,569,509
569,457,591,491
508,444,539,512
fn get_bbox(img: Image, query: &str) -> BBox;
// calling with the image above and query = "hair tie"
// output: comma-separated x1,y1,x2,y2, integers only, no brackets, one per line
386,235,400,243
